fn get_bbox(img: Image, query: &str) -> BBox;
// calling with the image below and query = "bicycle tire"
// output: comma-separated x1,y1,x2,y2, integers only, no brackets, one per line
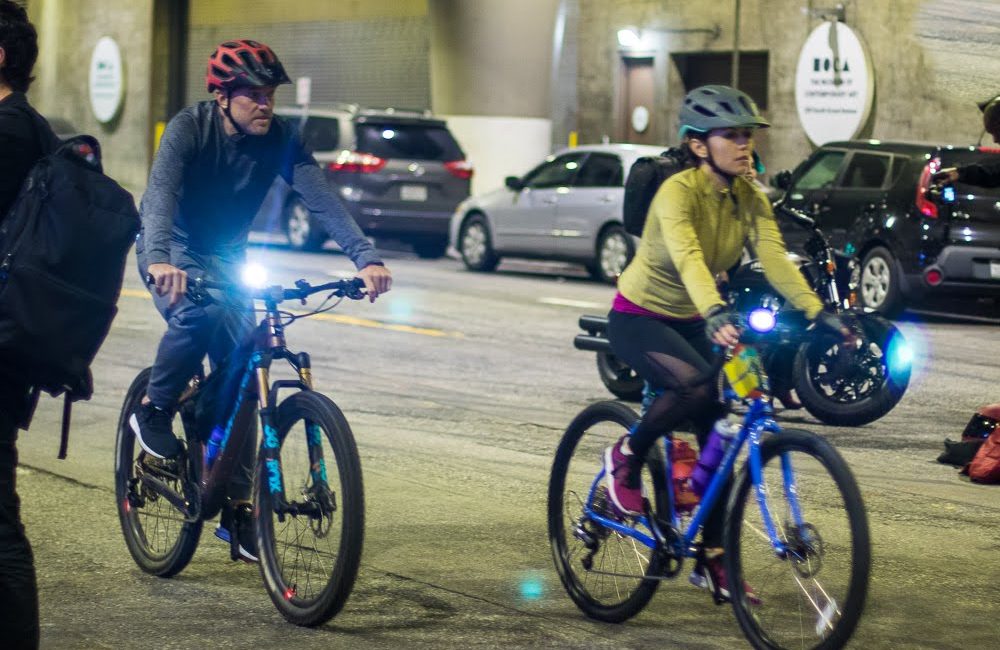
548,400,668,623
115,368,203,577
255,390,364,627
725,429,870,650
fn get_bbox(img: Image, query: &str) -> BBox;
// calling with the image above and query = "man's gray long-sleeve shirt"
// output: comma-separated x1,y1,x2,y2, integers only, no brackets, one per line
139,101,381,268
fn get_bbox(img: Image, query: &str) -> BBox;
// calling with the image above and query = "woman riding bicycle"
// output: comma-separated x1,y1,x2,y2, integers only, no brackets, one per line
603,84,851,600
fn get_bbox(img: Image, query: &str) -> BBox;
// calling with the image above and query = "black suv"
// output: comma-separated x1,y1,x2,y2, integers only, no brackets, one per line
254,104,471,258
772,140,1000,317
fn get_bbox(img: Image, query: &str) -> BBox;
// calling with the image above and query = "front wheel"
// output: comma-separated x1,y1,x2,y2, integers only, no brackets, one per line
255,390,364,627
793,315,911,426
458,214,500,272
115,368,202,577
548,401,667,623
284,195,328,252
725,429,870,650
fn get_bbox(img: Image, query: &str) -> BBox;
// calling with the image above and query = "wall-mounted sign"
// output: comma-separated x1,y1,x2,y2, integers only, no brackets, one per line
89,37,124,124
631,105,650,133
794,22,874,146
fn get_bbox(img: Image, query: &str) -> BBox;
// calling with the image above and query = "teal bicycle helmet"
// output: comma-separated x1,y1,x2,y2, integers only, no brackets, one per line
678,85,770,139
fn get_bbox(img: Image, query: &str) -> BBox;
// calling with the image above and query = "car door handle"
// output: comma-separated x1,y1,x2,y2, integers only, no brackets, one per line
543,197,558,205
599,195,615,203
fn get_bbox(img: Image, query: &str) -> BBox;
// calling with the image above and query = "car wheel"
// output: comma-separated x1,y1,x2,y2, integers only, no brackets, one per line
412,237,448,259
590,225,635,284
859,246,904,318
284,196,327,252
459,214,500,272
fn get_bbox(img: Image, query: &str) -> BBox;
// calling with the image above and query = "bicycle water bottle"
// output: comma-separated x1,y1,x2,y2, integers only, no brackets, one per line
205,425,225,469
691,416,740,496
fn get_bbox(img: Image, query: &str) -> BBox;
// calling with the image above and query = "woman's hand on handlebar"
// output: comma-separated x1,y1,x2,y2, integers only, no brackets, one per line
357,263,393,303
705,306,741,347
146,263,188,308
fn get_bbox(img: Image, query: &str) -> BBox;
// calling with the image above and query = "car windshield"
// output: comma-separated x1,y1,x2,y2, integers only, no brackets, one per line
355,123,464,161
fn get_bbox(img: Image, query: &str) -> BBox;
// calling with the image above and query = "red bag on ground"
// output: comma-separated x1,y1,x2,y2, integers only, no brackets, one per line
965,420,1000,484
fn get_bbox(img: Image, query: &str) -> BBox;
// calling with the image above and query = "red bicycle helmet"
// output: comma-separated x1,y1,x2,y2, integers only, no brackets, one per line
205,39,290,93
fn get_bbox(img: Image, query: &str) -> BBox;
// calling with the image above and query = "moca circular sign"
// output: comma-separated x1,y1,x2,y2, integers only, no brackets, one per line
794,22,874,146
89,37,124,123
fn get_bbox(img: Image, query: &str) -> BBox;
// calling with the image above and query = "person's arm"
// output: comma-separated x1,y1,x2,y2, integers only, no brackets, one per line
141,112,198,265
957,161,1000,188
139,111,198,305
653,178,727,317
286,145,382,271
749,192,824,319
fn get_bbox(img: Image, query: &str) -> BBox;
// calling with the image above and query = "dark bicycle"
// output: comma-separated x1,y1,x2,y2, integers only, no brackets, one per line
115,273,367,626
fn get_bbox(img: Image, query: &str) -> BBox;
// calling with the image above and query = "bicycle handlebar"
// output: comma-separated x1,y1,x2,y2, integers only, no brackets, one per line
145,273,368,304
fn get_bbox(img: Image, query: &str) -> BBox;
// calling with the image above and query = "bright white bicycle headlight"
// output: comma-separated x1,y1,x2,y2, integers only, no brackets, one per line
241,262,269,289
747,307,777,333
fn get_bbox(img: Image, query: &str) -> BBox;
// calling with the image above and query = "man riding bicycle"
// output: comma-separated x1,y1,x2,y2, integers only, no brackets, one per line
130,39,392,562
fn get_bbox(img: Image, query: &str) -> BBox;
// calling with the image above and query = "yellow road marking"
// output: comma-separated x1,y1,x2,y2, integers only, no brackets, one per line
119,288,462,338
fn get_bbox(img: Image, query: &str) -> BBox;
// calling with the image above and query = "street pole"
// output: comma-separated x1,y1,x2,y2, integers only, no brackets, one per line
731,0,741,89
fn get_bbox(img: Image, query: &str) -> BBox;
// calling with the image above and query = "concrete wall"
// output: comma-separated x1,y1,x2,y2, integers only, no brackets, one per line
27,0,154,191
574,0,1000,177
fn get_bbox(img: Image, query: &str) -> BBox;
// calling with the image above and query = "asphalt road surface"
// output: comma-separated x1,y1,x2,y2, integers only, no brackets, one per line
15,245,1000,649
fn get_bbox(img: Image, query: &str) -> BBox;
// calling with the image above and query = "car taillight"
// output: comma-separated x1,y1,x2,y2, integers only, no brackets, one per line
444,160,474,179
978,146,1000,153
915,158,939,218
327,151,387,173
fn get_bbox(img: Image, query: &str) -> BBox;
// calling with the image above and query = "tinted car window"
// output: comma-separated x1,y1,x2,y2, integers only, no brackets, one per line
575,153,624,187
302,116,340,151
523,153,587,189
842,153,890,189
794,151,845,190
355,123,463,161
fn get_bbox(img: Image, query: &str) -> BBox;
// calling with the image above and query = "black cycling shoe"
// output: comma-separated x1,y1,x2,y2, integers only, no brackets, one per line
129,402,183,459
215,502,258,563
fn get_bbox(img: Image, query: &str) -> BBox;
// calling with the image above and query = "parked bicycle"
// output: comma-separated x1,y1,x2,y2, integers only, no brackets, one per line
549,308,871,650
115,272,367,626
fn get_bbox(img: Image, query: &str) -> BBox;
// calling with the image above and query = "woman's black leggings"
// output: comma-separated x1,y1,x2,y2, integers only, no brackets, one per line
606,310,729,547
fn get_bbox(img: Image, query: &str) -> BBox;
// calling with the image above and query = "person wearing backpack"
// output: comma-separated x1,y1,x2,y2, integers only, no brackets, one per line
602,85,855,603
0,3,52,646
131,39,392,562
933,93,1000,187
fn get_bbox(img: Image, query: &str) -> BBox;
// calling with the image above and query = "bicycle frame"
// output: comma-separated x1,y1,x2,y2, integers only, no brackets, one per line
579,394,801,562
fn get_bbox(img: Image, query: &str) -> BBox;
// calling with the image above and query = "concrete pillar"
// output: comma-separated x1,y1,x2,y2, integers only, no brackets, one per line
428,0,561,194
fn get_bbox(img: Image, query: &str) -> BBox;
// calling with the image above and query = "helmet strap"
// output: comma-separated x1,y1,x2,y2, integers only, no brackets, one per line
220,89,246,137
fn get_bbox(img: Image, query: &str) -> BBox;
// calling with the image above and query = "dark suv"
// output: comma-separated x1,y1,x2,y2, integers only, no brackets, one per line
772,140,1000,317
254,104,471,258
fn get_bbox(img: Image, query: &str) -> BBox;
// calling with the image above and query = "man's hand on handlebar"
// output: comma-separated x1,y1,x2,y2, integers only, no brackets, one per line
705,306,741,348
931,167,960,186
147,263,188,308
357,263,393,303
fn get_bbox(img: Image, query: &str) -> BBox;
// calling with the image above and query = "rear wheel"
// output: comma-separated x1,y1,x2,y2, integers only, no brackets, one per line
858,246,903,318
589,225,634,284
458,214,500,272
115,368,202,577
596,351,644,401
284,195,327,252
726,430,870,650
256,390,364,627
548,401,667,623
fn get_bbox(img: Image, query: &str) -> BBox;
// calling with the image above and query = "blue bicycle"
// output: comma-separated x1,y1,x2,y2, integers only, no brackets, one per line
548,313,871,650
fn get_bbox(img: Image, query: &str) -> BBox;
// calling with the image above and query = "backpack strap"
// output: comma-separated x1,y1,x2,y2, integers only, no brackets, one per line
58,394,72,460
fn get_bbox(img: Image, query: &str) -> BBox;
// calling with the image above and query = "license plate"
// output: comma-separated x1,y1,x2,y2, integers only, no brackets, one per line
400,184,427,202
991,261,1000,279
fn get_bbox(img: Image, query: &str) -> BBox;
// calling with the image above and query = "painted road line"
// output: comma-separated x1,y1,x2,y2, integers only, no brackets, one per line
119,288,461,338
537,297,605,309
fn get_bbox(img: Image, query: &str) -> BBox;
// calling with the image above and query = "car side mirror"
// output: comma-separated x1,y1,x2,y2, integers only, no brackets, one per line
505,176,525,191
770,169,792,191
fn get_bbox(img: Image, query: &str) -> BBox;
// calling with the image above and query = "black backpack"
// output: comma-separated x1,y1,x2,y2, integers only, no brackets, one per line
0,109,140,456
622,147,691,237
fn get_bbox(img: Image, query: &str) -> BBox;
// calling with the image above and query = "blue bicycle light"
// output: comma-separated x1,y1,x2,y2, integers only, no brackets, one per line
887,334,913,369
241,262,269,289
747,308,777,333
942,186,956,203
